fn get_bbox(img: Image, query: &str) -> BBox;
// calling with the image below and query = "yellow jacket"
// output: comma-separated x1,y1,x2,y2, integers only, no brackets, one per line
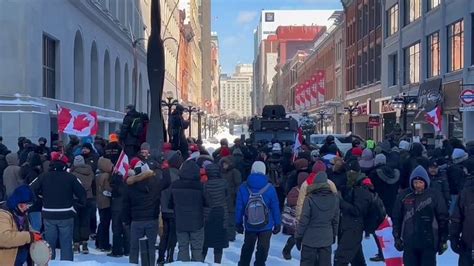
0,209,33,266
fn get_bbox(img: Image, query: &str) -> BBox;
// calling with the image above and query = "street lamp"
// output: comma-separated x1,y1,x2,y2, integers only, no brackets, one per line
184,105,198,138
391,94,418,133
197,109,205,141
161,91,179,142
344,101,359,133
317,111,327,134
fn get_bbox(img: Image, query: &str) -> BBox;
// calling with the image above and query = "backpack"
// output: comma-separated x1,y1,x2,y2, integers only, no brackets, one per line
364,192,386,233
130,113,146,137
268,162,283,187
245,183,271,229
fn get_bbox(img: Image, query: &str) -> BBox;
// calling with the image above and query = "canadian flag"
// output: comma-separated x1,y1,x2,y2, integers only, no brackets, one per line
425,105,442,132
375,217,404,266
292,127,304,161
57,105,98,136
114,150,129,179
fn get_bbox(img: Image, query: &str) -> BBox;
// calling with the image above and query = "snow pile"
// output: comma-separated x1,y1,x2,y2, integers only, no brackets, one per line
202,126,239,152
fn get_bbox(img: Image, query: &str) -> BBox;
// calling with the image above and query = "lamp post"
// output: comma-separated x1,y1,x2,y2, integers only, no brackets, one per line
184,105,198,138
161,91,179,142
317,110,327,134
197,109,205,141
391,94,418,133
344,101,359,133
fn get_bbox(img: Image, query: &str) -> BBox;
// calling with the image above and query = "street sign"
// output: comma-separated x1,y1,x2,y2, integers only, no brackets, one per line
460,89,474,105
368,116,381,127
460,106,474,112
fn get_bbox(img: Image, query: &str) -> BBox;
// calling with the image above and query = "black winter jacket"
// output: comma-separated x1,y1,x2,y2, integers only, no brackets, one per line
104,142,122,164
219,157,241,212
339,180,372,231
30,161,86,220
369,165,400,217
447,163,468,195
429,172,450,206
123,170,160,224
450,178,474,249
120,110,141,146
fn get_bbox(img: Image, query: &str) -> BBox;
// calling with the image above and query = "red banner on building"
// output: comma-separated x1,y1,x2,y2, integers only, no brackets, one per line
299,84,306,111
315,70,325,106
304,80,311,109
310,74,318,107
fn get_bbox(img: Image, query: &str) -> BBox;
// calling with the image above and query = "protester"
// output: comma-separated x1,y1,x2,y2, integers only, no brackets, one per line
71,155,95,254
295,172,339,266
170,104,190,158
220,155,242,242
447,148,470,213
212,139,229,160
81,143,99,174
95,157,113,252
235,161,281,266
170,160,207,262
359,148,375,176
266,143,285,210
428,159,450,207
65,136,81,161
21,152,43,232
123,160,160,265
120,104,143,157
202,163,230,263
0,185,41,266
37,137,51,160
369,154,400,217
392,165,449,266
104,133,122,164
285,158,309,196
450,174,474,265
3,152,22,198
108,165,130,257
30,152,86,261
344,139,362,162
327,157,347,194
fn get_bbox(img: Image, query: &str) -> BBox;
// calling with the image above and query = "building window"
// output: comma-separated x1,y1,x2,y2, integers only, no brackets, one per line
357,54,362,88
387,4,399,37
375,43,381,81
369,0,375,31
448,20,464,72
369,46,375,82
427,0,440,11
43,35,56,98
427,32,440,77
375,0,381,27
389,53,398,86
404,42,420,84
404,0,421,25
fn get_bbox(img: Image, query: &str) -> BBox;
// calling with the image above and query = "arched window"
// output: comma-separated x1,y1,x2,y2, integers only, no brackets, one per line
90,42,99,106
114,58,122,110
104,50,111,109
73,31,84,103
124,63,130,105
138,73,143,111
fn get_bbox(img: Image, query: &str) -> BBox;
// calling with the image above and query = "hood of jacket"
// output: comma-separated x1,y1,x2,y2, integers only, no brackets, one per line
375,165,400,184
306,182,332,195
126,169,155,185
297,172,309,187
72,164,94,176
307,187,337,211
247,173,269,190
49,161,68,172
6,153,18,166
347,170,366,188
98,157,114,173
179,160,200,181
409,165,430,190
219,156,235,172
205,163,221,180
294,158,309,171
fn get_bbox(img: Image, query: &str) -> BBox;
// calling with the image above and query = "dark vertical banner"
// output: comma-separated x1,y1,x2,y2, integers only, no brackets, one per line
147,0,165,157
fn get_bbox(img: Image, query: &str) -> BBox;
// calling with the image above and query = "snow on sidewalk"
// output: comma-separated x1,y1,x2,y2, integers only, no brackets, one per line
49,232,458,265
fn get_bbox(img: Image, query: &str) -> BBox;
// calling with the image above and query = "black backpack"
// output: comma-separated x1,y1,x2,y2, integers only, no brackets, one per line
268,162,283,187
364,192,387,233
130,115,145,137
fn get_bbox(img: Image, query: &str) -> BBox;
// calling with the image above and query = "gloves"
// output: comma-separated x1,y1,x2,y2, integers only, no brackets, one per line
102,190,112,197
272,224,281,235
450,239,465,254
438,241,448,255
30,232,42,242
394,238,404,252
295,238,302,251
236,224,244,234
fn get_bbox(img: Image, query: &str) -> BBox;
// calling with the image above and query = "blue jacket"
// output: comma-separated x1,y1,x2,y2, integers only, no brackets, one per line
235,173,281,232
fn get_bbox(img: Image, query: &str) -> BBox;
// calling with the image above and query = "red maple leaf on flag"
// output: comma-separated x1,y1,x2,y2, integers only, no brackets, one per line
73,114,91,132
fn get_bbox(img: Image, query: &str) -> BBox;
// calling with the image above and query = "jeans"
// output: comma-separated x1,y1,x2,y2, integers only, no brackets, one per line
96,208,111,250
129,220,158,265
238,230,272,266
176,227,205,262
74,200,93,243
29,211,42,232
203,246,223,263
44,218,74,261
111,210,130,255
301,245,332,266
450,195,458,215
403,248,436,266
89,199,97,235
158,215,177,260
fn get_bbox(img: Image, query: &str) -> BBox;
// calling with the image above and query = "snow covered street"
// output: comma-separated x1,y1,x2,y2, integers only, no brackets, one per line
49,232,458,265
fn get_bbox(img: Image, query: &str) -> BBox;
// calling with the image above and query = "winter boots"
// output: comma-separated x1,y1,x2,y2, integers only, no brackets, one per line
73,243,80,254
73,242,90,254
82,242,89,254
282,236,295,260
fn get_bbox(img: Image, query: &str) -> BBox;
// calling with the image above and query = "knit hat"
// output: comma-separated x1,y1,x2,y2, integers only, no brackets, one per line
162,142,172,152
166,150,183,169
315,172,328,184
179,160,201,181
272,143,282,152
51,151,69,164
129,157,142,170
109,133,119,143
410,165,430,189
140,142,151,151
359,148,374,169
351,147,363,157
7,185,34,212
251,161,266,174
189,144,199,153
452,148,469,164
312,160,327,174
82,143,94,152
294,158,309,171
297,172,309,187
399,140,410,151
374,154,386,166
346,159,361,172
73,155,85,166
220,147,231,158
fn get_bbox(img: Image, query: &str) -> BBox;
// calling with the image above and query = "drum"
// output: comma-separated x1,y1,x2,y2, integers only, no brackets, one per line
30,240,52,266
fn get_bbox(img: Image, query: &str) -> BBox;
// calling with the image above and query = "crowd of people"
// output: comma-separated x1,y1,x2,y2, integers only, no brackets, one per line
0,106,473,266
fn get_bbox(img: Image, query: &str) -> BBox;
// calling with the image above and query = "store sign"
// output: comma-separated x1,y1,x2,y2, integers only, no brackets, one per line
368,116,381,127
418,78,442,111
357,103,368,116
460,89,474,106
380,100,395,114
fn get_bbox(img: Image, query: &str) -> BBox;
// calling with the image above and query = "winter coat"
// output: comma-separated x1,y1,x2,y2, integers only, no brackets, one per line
203,163,229,249
71,164,95,199
287,172,308,208
296,172,337,220
123,170,160,225
160,167,180,215
327,168,347,194
266,154,284,187
170,111,189,154
285,158,309,195
104,142,122,164
20,159,42,212
339,172,372,231
170,161,207,232
3,153,22,198
392,166,449,250
429,172,450,207
450,178,474,249
369,165,400,217
96,157,113,209
120,109,142,146
82,152,99,174
447,163,468,195
30,161,86,220
295,183,339,248
220,157,242,212
0,205,34,266
109,172,127,212
235,173,281,232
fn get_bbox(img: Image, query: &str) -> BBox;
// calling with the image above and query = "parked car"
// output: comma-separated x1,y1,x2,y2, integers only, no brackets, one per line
310,134,365,155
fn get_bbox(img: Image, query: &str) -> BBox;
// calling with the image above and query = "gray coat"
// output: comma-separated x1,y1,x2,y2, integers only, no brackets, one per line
3,153,22,197
295,183,340,248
